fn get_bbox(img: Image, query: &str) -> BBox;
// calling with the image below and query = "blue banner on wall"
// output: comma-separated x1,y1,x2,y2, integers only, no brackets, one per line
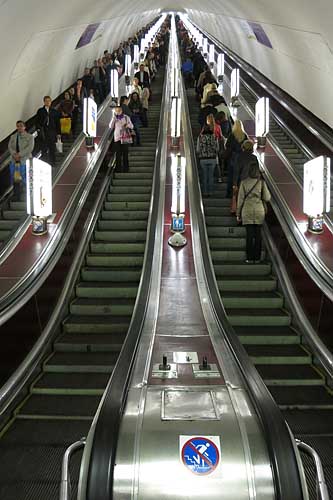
247,22,273,49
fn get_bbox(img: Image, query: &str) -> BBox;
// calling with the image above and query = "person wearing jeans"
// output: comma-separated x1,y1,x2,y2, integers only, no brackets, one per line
197,124,219,196
200,159,217,196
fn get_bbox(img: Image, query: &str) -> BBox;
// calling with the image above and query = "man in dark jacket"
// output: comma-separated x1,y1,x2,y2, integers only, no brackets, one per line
134,64,150,88
36,96,61,166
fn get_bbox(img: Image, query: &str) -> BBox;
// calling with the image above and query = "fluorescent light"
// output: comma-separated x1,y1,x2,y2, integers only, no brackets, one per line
83,97,98,137
133,45,139,64
209,44,215,64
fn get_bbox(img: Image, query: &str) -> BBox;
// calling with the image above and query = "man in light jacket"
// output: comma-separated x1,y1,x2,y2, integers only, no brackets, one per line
8,120,34,201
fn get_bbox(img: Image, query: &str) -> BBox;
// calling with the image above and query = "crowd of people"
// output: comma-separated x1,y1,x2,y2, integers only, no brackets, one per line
177,18,271,264
7,17,170,201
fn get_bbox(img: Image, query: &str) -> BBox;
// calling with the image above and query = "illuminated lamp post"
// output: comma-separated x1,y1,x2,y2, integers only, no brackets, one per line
303,156,331,234
255,97,270,148
217,53,225,83
171,97,181,148
124,54,131,86
110,69,119,106
230,68,240,107
26,158,52,236
169,154,187,247
83,97,97,148
208,44,215,69
133,45,139,70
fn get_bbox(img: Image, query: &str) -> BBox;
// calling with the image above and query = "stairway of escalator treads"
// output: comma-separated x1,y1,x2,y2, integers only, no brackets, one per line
0,123,83,246
187,86,333,500
0,73,163,500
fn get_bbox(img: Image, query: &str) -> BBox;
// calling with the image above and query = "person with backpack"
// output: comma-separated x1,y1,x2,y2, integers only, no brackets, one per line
206,113,225,183
197,124,219,196
236,162,271,263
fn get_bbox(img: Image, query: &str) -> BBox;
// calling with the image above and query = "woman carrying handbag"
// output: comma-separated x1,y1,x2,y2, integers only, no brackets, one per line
236,162,271,263
109,105,134,173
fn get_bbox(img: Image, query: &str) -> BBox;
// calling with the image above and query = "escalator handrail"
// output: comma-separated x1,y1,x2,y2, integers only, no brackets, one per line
0,114,113,327
262,222,333,379
83,65,168,500
191,20,333,154
0,157,115,416
180,70,305,500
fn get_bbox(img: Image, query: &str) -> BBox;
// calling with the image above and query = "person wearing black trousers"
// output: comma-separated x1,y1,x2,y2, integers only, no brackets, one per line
36,96,61,166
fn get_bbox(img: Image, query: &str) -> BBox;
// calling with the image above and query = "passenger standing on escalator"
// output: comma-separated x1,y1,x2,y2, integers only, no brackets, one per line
36,96,61,167
224,120,248,198
128,92,143,146
109,105,134,173
8,121,34,201
197,124,219,196
236,162,271,264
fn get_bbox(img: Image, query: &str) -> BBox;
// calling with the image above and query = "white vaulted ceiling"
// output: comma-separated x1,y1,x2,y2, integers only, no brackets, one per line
1,0,333,139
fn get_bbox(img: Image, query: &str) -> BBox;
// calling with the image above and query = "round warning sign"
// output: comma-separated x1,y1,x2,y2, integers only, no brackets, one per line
181,436,220,475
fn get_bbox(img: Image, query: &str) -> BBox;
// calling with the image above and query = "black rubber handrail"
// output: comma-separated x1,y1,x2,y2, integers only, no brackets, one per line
85,65,167,500
180,53,305,500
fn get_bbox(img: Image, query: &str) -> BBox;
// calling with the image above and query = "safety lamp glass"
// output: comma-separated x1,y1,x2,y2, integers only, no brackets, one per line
231,68,240,98
255,97,270,137
304,156,331,216
171,97,181,138
26,158,52,218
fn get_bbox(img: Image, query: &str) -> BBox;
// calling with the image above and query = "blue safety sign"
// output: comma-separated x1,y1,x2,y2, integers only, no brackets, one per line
172,216,185,232
181,436,220,475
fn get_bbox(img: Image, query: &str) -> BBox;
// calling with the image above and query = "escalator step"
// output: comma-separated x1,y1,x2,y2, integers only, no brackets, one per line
86,254,144,267
235,325,300,344
94,230,147,242
43,351,118,372
97,220,147,231
256,364,324,385
101,210,149,220
214,262,271,276
15,394,100,418
76,282,138,299
55,332,127,351
270,386,333,407
218,277,277,292
69,297,135,316
227,308,291,326
63,315,129,335
81,266,142,281
90,243,146,258
106,193,151,202
282,409,333,434
208,235,245,247
32,372,110,394
0,418,90,445
245,344,311,364
104,201,150,211
109,185,152,194
221,291,283,308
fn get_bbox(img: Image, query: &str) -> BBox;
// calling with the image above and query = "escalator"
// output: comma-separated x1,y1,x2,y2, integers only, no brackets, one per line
0,71,163,500
223,66,333,216
0,124,83,246
187,86,333,500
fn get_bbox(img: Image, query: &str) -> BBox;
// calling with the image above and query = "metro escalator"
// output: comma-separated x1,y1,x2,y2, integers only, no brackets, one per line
0,72,163,500
186,86,333,499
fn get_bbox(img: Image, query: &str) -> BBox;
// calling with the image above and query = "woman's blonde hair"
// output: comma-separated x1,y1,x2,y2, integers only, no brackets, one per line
232,119,246,143
206,113,216,131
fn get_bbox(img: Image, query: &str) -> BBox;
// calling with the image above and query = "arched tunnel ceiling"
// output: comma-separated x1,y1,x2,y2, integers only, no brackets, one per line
1,0,332,139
